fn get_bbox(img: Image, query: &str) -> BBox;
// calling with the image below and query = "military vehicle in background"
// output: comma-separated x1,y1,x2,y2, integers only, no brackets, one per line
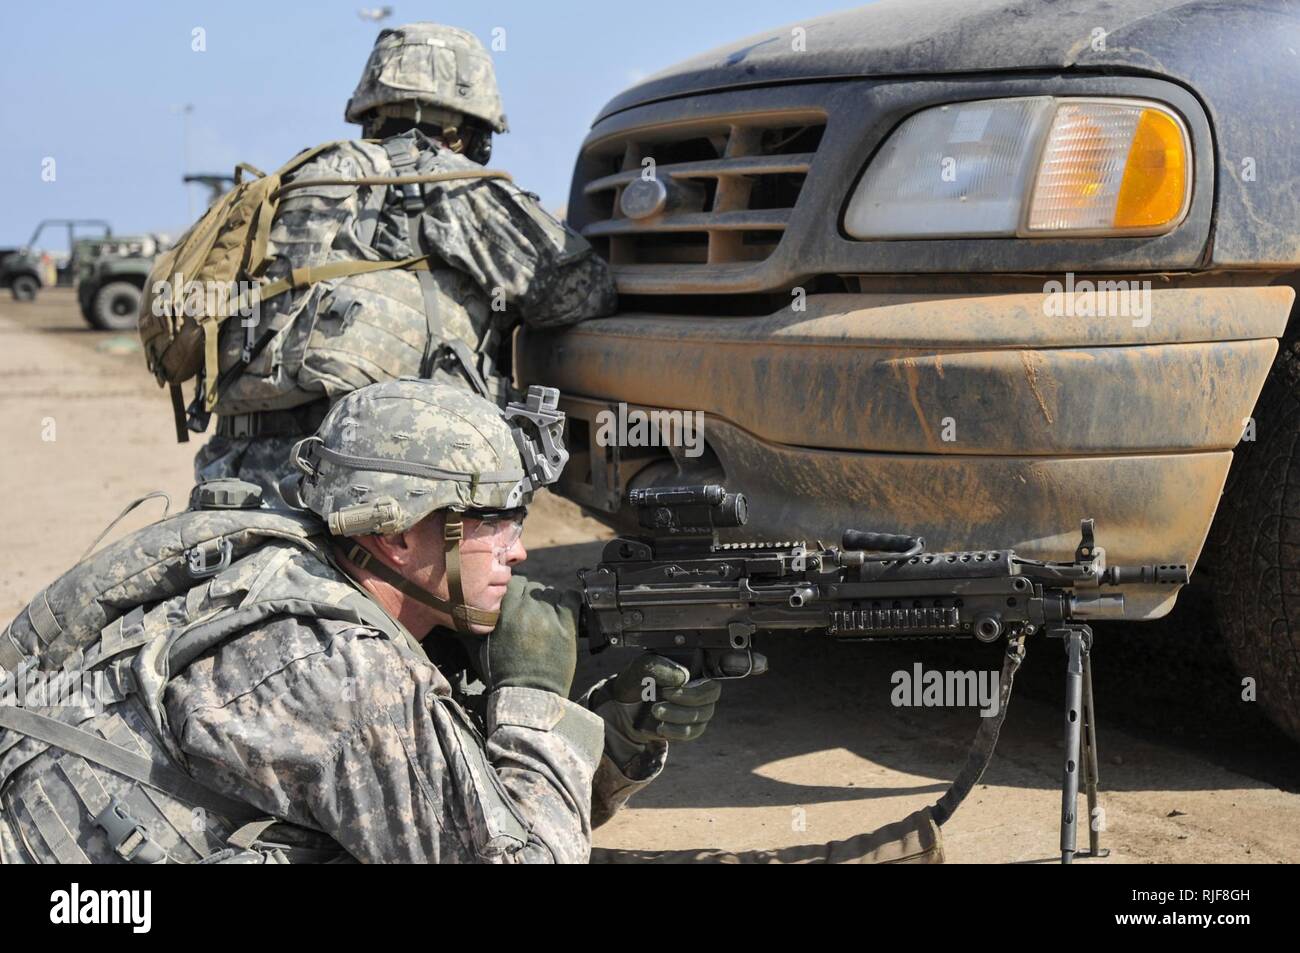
0,219,111,301
75,175,235,329
75,233,171,330
521,0,1300,742
3,172,230,326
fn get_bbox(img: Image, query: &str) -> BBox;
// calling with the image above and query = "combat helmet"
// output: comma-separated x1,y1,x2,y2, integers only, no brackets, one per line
345,23,508,135
288,379,567,630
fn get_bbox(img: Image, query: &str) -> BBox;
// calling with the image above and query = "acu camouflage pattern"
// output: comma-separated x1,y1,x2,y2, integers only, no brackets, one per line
0,507,328,864
161,544,607,863
1,501,613,863
345,23,508,132
293,379,531,534
195,433,304,510
0,506,321,675
201,128,615,505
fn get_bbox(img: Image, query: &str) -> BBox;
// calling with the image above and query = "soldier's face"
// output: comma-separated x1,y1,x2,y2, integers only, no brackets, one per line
359,511,528,638
456,511,528,635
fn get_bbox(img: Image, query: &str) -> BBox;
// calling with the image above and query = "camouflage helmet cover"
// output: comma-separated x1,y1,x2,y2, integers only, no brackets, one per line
291,379,566,537
345,22,508,133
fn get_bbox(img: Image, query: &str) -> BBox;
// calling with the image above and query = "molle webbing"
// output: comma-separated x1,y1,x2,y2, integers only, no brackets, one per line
0,705,260,824
144,136,512,426
382,137,442,378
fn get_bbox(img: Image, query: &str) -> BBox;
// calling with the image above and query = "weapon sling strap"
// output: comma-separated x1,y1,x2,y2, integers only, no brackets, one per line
930,634,1027,826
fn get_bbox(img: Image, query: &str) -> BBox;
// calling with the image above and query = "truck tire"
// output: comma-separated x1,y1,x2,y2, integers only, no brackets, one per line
1210,335,1300,744
89,281,142,331
10,274,38,301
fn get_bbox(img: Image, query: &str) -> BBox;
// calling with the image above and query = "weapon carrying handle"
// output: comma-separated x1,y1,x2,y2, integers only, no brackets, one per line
841,529,923,554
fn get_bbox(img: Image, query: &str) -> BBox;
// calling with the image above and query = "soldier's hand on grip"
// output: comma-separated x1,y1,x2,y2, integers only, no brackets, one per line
479,576,581,697
589,650,767,767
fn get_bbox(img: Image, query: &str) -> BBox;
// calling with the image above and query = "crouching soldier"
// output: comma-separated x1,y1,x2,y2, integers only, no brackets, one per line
140,22,618,509
0,380,753,863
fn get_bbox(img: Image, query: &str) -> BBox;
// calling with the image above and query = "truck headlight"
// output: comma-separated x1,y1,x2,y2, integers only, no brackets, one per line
843,97,1190,239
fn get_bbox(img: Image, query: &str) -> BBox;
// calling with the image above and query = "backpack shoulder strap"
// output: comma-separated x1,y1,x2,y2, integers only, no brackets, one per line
382,138,444,378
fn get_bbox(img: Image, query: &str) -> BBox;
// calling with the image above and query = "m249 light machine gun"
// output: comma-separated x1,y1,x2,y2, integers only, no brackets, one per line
578,485,1190,863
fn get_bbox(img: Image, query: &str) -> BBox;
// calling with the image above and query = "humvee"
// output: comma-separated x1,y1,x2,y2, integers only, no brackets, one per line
519,0,1300,740
74,233,168,331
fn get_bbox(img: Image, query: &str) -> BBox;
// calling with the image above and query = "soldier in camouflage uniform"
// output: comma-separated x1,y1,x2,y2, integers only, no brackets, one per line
193,22,617,507
0,381,753,863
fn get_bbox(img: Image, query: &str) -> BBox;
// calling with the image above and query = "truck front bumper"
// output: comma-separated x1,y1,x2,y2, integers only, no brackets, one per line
520,279,1294,619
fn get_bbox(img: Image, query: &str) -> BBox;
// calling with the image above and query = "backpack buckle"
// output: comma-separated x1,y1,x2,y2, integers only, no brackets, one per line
94,797,166,864
186,539,234,578
398,182,423,213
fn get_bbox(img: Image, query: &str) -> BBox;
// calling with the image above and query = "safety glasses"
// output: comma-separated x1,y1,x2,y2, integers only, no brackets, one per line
461,507,527,559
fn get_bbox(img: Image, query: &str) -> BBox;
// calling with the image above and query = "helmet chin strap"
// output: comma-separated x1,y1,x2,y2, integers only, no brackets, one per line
336,515,500,633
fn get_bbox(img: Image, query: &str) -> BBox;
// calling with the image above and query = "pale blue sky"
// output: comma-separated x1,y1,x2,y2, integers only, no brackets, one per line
0,0,853,247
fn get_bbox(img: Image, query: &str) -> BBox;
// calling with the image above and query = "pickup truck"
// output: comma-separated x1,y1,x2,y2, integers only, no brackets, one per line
519,0,1300,741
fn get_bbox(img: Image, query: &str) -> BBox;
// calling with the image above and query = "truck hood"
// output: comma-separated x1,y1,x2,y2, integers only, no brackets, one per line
598,0,1221,121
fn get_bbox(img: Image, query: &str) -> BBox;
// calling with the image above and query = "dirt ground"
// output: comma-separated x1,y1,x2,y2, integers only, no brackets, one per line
3,288,1299,863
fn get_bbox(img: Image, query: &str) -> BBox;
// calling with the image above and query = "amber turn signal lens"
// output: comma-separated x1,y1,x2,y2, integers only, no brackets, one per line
1026,100,1190,234
1113,107,1188,229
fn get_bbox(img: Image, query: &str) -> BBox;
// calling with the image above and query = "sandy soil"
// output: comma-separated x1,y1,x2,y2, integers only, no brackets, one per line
3,289,1298,863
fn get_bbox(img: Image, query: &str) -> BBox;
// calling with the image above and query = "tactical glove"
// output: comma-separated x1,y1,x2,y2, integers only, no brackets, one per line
588,650,767,769
478,576,582,697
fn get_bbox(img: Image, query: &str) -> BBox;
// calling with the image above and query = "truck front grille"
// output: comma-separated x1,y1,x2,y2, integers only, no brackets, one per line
574,112,825,267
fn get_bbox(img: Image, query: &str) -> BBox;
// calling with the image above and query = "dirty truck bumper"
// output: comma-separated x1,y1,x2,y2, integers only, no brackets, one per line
520,281,1294,619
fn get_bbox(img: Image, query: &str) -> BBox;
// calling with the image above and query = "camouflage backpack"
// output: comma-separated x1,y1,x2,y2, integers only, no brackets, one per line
138,141,511,439
0,481,406,864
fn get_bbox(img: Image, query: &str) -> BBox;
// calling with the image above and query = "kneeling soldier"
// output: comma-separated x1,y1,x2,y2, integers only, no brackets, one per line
0,380,752,863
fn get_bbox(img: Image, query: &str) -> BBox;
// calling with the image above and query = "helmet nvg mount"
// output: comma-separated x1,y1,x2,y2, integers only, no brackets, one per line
345,22,508,135
289,380,567,633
